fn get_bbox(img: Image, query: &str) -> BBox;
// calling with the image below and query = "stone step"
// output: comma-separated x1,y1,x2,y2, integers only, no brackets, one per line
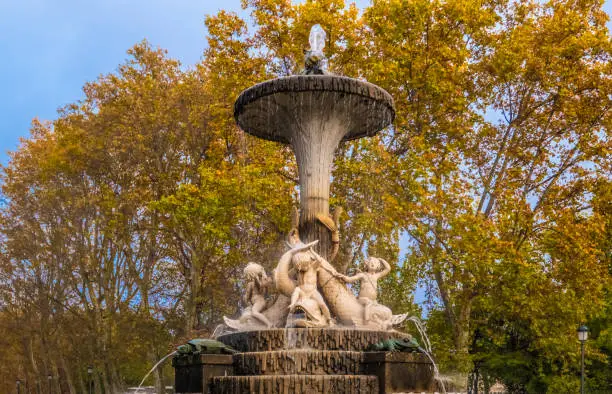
233,349,364,375
217,328,409,352
210,374,379,394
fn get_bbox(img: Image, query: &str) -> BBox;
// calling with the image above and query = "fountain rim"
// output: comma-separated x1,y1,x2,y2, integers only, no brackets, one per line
234,74,395,144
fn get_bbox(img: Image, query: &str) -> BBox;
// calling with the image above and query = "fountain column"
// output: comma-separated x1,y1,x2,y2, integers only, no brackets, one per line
233,26,394,263
234,76,393,262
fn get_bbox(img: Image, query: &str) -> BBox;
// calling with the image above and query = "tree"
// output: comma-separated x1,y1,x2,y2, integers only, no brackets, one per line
0,36,297,392
1,0,609,392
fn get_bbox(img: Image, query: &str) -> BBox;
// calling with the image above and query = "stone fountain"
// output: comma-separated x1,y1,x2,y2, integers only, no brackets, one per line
173,25,437,393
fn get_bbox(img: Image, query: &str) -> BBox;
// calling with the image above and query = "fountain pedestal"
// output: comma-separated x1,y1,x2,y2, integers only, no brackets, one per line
173,328,435,393
363,352,435,394
173,354,234,394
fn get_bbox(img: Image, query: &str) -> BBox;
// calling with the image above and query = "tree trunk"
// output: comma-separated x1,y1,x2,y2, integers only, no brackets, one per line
96,370,106,394
452,319,471,355
24,336,39,390
185,254,200,334
76,369,87,394
59,354,77,394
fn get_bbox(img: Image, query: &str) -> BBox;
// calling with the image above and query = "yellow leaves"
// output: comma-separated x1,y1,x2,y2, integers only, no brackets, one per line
0,1,609,387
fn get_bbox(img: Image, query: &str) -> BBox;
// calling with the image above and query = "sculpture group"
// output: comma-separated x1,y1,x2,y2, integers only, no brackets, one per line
223,225,407,332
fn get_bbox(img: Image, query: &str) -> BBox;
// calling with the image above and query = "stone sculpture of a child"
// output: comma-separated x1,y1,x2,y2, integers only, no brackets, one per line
287,243,333,326
336,256,391,321
243,262,273,328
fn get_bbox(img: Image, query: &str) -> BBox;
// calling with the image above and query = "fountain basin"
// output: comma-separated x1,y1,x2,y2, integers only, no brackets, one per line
216,327,409,352
233,349,364,375
234,75,394,144
174,329,435,393
211,374,379,394
173,354,234,394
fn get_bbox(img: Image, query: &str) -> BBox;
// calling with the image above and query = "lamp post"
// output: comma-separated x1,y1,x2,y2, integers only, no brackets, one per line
47,374,52,394
16,379,21,394
87,365,93,394
578,325,588,394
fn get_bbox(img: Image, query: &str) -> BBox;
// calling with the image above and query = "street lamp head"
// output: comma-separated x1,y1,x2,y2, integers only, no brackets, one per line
578,325,588,342
87,365,93,375
48,374,52,380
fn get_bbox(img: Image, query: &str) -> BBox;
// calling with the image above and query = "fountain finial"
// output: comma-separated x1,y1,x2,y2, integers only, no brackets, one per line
303,24,328,75
309,24,326,55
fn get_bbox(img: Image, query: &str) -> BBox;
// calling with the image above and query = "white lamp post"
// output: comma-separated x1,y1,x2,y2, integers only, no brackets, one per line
578,325,588,394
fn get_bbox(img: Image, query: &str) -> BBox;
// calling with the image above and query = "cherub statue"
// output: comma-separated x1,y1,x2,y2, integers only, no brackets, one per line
289,243,332,325
242,262,273,328
336,257,391,322
275,242,334,327
223,262,291,331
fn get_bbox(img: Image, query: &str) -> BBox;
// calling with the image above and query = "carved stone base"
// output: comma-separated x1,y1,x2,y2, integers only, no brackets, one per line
210,374,379,394
174,329,435,393
216,328,410,352
173,354,234,394
233,349,364,375
363,352,435,394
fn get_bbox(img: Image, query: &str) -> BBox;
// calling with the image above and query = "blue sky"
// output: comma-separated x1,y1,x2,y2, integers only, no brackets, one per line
1,1,608,318
0,0,243,165
1,1,610,166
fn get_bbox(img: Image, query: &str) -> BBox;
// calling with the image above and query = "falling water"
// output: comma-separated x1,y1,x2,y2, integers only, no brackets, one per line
212,324,227,339
417,346,447,394
134,350,177,394
286,327,298,349
406,316,447,394
406,316,433,353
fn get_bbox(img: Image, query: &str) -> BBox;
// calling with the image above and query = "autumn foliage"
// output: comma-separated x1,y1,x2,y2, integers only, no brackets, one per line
0,0,610,393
